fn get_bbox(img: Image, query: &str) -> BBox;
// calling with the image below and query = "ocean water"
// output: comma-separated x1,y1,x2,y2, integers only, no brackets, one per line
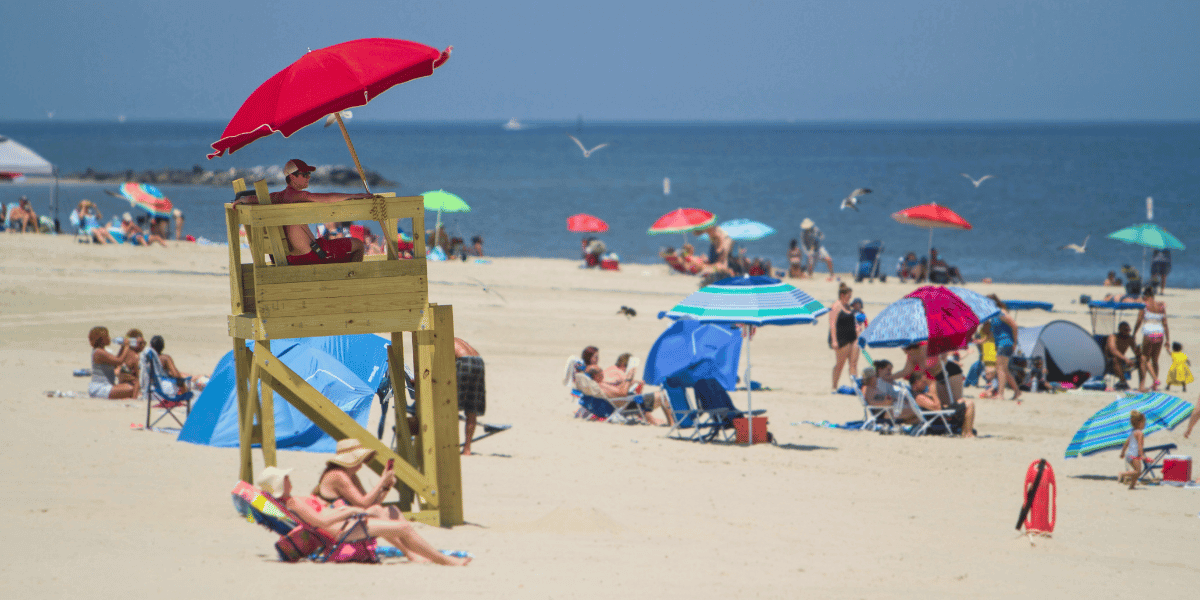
2,120,1197,287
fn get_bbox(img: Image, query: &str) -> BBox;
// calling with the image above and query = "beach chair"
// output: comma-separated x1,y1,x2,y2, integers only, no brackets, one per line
141,348,193,429
664,386,701,440
231,480,378,563
894,384,959,436
691,378,766,443
1137,443,1177,483
663,253,691,274
375,367,512,447
855,240,885,283
571,372,647,424
855,378,904,433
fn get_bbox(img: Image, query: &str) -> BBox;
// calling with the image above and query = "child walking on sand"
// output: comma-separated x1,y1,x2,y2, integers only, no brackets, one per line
1119,410,1147,489
1165,342,1193,392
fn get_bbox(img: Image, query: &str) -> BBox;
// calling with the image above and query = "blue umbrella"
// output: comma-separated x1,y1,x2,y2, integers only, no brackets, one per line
696,218,777,242
644,320,742,390
1065,392,1193,459
661,275,828,444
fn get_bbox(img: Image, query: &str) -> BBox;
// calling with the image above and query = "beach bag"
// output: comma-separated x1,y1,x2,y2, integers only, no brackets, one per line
275,526,327,562
328,538,378,563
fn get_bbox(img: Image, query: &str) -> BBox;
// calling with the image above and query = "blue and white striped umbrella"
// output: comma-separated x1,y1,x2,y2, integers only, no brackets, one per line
660,276,827,444
660,275,829,326
1064,392,1193,459
862,286,998,352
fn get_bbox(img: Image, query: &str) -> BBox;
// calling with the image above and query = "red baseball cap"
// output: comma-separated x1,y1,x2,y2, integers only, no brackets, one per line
283,158,316,175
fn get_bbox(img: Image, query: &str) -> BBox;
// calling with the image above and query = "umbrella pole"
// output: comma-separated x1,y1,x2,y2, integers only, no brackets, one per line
335,112,373,196
745,327,753,446
928,229,933,259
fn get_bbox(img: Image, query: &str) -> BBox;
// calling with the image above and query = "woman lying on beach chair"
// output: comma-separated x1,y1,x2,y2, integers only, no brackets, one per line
261,461,470,566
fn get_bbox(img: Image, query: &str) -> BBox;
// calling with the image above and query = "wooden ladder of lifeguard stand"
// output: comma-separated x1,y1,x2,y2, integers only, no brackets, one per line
224,179,463,527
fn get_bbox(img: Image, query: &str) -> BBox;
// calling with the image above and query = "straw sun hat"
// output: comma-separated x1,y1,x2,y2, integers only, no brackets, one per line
257,466,293,496
328,438,375,469
800,218,815,230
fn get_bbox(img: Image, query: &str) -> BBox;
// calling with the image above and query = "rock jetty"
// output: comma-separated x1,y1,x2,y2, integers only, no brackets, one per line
67,164,397,188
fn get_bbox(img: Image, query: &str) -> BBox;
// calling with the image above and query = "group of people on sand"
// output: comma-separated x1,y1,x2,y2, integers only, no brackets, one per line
570,345,674,426
255,438,470,566
1102,286,1182,392
72,199,185,245
895,248,965,284
86,326,205,400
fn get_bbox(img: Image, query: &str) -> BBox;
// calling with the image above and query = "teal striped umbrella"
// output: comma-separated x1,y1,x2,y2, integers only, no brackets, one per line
661,276,828,444
1064,392,1193,459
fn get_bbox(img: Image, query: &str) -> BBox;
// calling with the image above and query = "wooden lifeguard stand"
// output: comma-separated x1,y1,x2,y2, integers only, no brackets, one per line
225,179,462,526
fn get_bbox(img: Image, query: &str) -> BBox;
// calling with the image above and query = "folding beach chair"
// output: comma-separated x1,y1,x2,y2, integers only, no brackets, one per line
374,366,512,447
894,383,959,436
231,480,379,563
571,372,647,423
855,378,904,433
691,378,767,443
855,240,885,283
141,348,193,429
1137,443,1177,483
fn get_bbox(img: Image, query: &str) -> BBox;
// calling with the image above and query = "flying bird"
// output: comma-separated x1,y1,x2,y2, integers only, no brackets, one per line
1058,235,1090,254
568,135,608,158
467,277,506,303
323,110,353,127
962,173,994,188
617,306,637,319
839,188,872,211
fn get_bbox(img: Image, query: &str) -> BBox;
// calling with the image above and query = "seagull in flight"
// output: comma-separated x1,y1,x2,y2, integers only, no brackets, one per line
962,173,994,188
467,277,506,303
568,135,608,158
839,188,872,211
1058,235,1090,254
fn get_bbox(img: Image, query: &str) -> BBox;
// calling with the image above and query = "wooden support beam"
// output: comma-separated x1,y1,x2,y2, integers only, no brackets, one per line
387,332,415,509
258,340,277,468
234,339,253,483
251,346,438,506
415,305,463,525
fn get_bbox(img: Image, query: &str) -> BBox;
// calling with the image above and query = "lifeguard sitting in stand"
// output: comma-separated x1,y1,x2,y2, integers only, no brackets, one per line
232,158,373,265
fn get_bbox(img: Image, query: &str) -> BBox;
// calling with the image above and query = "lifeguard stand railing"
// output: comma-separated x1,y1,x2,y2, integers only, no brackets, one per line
225,178,462,526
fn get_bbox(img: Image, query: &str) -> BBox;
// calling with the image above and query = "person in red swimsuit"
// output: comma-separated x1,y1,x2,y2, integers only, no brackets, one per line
230,158,372,265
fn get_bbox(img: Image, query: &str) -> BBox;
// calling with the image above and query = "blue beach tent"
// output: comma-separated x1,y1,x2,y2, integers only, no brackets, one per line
178,335,389,453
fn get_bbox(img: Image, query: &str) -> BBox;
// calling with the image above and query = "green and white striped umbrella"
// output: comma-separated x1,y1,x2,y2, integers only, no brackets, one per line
1064,392,1193,459
660,275,828,325
660,276,828,445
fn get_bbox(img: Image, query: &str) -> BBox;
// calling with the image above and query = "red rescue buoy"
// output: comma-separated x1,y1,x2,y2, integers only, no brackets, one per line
1017,459,1056,535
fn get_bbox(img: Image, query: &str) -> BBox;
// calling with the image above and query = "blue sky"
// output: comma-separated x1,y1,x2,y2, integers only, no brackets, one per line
3,0,1198,122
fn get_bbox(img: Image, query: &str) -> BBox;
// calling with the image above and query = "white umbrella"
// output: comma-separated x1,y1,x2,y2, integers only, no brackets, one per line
0,135,59,227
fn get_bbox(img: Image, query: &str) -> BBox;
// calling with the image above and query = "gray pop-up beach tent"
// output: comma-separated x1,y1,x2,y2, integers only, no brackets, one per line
1017,320,1105,382
0,135,58,228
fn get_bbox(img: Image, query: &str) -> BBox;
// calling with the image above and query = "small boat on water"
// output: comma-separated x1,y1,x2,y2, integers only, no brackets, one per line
502,118,524,131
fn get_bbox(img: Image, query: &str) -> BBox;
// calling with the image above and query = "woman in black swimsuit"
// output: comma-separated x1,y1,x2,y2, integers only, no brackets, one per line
829,284,857,392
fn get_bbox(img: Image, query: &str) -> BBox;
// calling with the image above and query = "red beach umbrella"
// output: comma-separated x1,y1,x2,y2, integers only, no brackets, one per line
648,208,717,235
567,213,609,233
892,202,972,256
207,38,451,192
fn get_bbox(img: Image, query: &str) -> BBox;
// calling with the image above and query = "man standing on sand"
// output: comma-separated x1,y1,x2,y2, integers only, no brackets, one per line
801,218,834,280
230,158,372,265
454,337,486,456
696,223,733,275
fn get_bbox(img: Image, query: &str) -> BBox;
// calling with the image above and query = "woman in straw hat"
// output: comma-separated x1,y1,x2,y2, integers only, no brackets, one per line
314,439,464,563
259,465,469,566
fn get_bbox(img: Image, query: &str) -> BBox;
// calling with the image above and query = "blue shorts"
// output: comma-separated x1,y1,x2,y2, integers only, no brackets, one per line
996,344,1014,358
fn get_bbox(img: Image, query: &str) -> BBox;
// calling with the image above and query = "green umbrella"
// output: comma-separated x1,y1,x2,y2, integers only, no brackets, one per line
1107,223,1185,282
1107,223,1185,251
421,190,471,232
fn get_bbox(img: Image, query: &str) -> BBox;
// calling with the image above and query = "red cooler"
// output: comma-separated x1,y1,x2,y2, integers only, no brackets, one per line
1163,455,1192,482
733,416,769,444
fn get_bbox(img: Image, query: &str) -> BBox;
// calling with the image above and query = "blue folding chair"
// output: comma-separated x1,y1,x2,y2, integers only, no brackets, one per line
142,349,193,429
692,379,767,443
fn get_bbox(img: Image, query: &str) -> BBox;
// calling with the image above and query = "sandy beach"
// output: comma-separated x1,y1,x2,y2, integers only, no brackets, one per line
3,234,1199,598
